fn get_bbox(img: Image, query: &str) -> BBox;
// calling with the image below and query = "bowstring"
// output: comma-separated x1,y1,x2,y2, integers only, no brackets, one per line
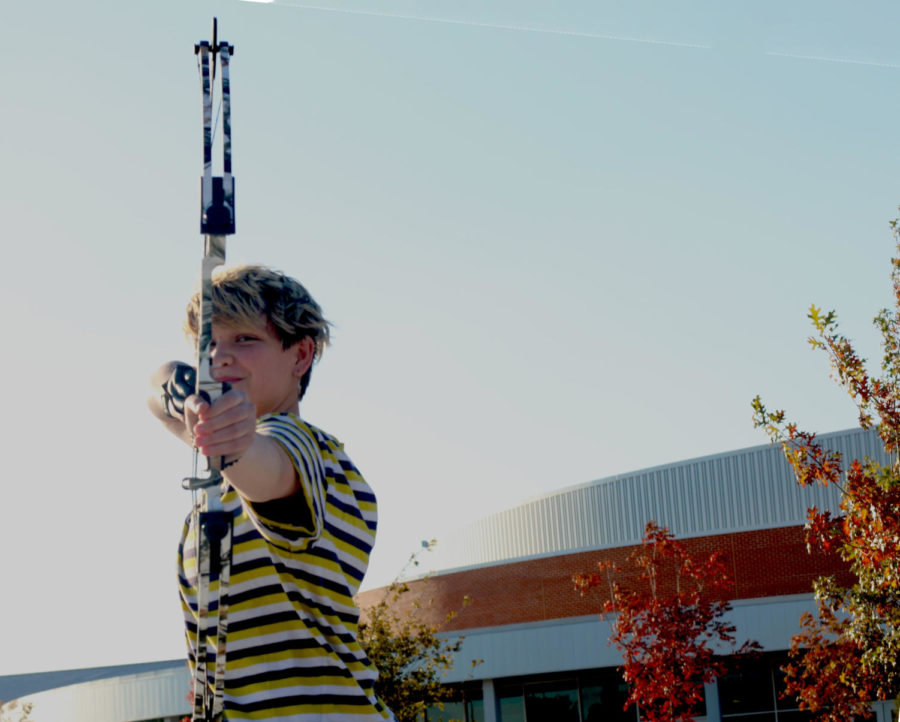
211,98,223,148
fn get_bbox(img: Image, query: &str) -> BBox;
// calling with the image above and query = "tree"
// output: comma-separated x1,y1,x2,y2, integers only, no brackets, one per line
751,219,900,719
358,545,477,722
574,522,759,722
0,701,34,722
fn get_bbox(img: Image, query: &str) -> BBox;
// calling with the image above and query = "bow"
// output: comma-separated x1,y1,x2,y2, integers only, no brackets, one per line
182,17,235,722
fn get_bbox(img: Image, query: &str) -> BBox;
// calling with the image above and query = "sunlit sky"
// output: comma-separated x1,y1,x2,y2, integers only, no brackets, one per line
3,0,900,676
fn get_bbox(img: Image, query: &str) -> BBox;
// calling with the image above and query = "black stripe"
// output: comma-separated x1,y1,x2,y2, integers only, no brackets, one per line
337,458,361,475
227,609,305,634
226,637,322,662
323,524,374,567
224,635,367,665
228,664,353,688
226,692,377,714
226,609,359,645
233,550,359,601
327,493,371,523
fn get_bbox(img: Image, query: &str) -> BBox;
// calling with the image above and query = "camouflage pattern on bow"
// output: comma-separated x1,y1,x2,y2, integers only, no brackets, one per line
183,19,235,722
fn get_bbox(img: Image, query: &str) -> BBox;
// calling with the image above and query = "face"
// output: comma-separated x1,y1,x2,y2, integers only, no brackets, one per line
209,314,314,417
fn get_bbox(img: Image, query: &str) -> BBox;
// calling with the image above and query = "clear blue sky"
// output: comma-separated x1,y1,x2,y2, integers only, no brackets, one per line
2,0,900,675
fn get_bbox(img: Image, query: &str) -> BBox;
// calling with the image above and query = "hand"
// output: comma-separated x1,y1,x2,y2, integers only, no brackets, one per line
161,363,196,418
185,390,299,502
185,388,258,463
148,361,197,445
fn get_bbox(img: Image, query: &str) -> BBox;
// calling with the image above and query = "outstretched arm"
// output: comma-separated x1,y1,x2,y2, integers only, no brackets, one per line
188,392,300,503
148,362,300,502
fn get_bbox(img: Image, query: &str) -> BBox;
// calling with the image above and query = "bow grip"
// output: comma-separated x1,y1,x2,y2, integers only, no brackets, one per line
196,380,232,406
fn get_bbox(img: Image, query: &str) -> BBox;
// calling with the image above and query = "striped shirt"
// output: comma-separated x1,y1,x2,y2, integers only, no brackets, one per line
178,413,394,721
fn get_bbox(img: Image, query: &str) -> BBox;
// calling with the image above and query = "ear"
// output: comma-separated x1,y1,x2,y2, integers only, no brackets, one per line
291,337,316,379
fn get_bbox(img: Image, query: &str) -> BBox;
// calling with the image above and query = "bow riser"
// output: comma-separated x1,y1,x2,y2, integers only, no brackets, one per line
195,234,227,475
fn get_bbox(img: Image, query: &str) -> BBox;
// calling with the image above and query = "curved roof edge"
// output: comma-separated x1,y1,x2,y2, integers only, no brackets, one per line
0,659,183,705
420,427,885,576
0,660,188,722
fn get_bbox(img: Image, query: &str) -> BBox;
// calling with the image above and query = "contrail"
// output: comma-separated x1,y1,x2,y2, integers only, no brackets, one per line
238,0,900,69
237,0,712,50
765,51,900,70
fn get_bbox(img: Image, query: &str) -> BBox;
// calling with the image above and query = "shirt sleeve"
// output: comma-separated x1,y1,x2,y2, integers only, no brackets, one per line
243,413,327,551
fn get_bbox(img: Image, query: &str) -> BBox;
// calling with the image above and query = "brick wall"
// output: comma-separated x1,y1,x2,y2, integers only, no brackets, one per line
356,525,851,632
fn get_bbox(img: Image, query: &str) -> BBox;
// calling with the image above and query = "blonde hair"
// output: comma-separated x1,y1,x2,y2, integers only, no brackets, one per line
185,264,332,398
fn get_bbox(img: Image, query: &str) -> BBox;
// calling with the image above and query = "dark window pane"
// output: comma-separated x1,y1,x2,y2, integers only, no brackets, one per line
467,697,485,722
425,701,465,722
498,685,526,722
580,669,637,722
719,657,775,715
525,679,580,722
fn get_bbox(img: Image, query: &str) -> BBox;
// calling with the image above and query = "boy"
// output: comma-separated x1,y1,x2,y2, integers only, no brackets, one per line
149,264,394,721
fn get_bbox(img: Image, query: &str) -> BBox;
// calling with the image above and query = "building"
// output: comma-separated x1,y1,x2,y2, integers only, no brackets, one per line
2,427,892,721
357,426,895,722
0,660,188,722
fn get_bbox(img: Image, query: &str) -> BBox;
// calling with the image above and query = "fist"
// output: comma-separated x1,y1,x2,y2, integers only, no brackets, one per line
187,389,258,462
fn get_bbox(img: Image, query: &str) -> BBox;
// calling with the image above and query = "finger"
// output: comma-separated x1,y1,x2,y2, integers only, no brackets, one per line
192,389,252,425
195,417,257,458
212,388,254,414
196,409,256,440
194,396,255,435
185,394,211,417
193,395,256,438
183,395,210,440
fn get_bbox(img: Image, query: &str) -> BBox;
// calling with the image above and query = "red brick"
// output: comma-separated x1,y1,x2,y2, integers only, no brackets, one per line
356,526,850,631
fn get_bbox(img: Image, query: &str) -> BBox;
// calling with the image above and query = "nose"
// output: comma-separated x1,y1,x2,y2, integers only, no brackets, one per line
210,342,232,368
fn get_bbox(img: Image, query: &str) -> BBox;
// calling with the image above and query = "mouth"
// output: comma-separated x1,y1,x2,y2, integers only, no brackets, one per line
214,375,244,385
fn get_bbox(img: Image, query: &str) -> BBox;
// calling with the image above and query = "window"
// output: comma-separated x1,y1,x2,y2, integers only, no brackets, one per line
719,653,811,721
579,669,638,722
498,683,526,722
425,683,485,722
525,679,579,722
467,695,485,722
495,668,639,722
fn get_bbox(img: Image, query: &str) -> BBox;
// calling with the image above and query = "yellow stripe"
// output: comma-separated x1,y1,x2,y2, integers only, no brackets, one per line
228,704,381,720
177,414,391,720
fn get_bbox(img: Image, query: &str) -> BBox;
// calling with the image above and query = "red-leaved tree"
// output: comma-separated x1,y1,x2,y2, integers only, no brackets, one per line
574,522,759,722
751,219,900,719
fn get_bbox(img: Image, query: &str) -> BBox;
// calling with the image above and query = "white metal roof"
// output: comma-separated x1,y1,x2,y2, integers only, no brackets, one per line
0,661,188,722
422,427,886,575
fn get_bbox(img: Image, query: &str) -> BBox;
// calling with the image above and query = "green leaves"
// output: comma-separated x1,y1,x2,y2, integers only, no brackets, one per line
808,304,838,336
358,557,473,722
753,208,900,718
750,395,786,442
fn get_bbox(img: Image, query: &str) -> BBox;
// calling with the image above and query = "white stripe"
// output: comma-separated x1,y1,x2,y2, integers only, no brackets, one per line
228,682,379,706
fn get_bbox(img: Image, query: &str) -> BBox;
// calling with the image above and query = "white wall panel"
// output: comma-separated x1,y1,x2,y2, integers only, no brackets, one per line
442,595,819,684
